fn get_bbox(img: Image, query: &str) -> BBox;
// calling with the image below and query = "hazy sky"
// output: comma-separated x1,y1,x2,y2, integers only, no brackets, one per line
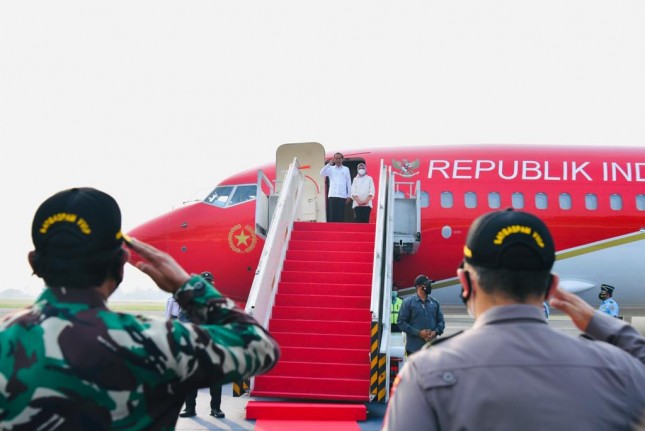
1,1,644,298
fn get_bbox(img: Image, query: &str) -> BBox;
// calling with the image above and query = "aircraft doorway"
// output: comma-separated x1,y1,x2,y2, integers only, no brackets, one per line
323,157,367,223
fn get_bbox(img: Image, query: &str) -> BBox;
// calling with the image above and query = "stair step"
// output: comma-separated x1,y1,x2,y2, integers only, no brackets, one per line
266,361,370,380
289,240,373,252
273,332,371,349
275,294,370,309
253,376,370,398
286,249,373,263
272,306,371,322
279,346,369,364
279,282,371,296
269,319,370,335
282,260,372,274
250,390,369,402
290,230,375,243
245,401,367,421
281,271,371,284
294,221,375,233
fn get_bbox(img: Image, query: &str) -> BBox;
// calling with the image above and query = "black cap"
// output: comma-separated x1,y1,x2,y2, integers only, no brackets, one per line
414,274,433,287
32,187,131,260
463,209,555,271
200,271,214,284
600,284,615,294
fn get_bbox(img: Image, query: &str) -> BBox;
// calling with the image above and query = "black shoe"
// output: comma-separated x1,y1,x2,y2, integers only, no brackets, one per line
179,409,196,418
210,409,225,418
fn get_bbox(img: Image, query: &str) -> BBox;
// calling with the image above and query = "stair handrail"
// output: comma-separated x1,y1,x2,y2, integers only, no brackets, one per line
370,160,389,319
245,157,305,329
380,166,396,402
369,161,392,402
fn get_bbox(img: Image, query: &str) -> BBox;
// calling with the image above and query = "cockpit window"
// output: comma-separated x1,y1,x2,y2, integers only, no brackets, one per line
203,184,257,208
230,185,257,205
204,186,234,207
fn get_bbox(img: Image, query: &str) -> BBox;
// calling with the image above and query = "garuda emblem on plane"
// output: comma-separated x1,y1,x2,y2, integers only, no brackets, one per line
392,158,420,177
228,224,258,254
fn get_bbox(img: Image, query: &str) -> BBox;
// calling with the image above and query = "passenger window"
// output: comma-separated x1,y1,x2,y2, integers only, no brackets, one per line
512,192,524,209
535,192,548,210
637,194,645,211
204,186,234,207
585,193,598,210
441,191,453,208
229,185,257,206
420,191,429,208
559,193,572,210
488,192,501,209
610,193,622,211
465,192,477,209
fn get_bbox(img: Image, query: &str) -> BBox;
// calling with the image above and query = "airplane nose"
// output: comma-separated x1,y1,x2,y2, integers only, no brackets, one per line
126,205,185,266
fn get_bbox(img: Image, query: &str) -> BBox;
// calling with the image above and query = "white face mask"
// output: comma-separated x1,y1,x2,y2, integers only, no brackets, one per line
358,169,366,176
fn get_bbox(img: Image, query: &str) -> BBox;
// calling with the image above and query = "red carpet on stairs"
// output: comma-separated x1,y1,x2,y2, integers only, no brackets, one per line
252,221,375,403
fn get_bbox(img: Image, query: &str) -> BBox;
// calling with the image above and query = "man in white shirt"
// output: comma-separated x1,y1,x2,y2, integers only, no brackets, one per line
351,162,375,223
320,152,352,222
165,295,180,319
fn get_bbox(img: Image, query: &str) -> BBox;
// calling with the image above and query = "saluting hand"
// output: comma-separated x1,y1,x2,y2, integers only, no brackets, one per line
549,286,594,332
127,238,191,294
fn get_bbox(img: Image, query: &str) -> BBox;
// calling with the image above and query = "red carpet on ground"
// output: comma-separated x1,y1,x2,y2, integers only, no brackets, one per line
255,420,361,431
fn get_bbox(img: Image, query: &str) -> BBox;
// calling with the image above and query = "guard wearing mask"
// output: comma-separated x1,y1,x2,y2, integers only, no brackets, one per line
384,209,645,430
397,275,445,356
390,286,403,332
598,284,620,317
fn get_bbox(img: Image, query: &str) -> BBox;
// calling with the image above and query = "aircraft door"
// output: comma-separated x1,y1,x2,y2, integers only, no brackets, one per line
276,142,326,222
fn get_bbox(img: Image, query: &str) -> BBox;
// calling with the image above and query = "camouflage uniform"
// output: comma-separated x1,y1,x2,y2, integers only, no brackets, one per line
0,275,280,430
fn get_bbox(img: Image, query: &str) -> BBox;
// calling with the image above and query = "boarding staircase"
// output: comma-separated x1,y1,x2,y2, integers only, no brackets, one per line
251,221,374,401
244,144,421,426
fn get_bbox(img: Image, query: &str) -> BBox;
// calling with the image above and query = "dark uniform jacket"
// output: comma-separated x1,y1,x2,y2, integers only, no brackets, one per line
397,293,445,353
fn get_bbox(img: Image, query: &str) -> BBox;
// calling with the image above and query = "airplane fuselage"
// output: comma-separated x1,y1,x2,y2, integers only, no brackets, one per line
128,144,645,311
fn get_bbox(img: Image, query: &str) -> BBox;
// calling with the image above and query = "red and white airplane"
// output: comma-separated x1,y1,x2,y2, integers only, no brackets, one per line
127,143,645,312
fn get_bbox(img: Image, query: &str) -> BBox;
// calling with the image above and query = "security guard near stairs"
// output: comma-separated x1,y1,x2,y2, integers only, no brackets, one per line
397,275,445,356
390,284,403,332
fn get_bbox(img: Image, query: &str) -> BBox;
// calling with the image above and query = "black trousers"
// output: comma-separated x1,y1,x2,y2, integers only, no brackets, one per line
328,197,346,222
184,383,222,410
354,206,371,223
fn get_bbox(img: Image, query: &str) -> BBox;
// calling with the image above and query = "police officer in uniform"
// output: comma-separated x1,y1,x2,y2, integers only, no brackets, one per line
384,209,645,431
598,283,620,317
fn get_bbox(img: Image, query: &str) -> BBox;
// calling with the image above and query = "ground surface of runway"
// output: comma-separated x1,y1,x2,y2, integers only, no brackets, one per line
2,305,643,430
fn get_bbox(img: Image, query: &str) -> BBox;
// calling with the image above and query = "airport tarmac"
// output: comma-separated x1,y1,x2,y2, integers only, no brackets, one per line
174,386,387,431
1,305,643,430
172,307,584,431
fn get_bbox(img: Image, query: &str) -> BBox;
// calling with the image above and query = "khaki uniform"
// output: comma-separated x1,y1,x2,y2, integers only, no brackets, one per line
384,305,645,431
